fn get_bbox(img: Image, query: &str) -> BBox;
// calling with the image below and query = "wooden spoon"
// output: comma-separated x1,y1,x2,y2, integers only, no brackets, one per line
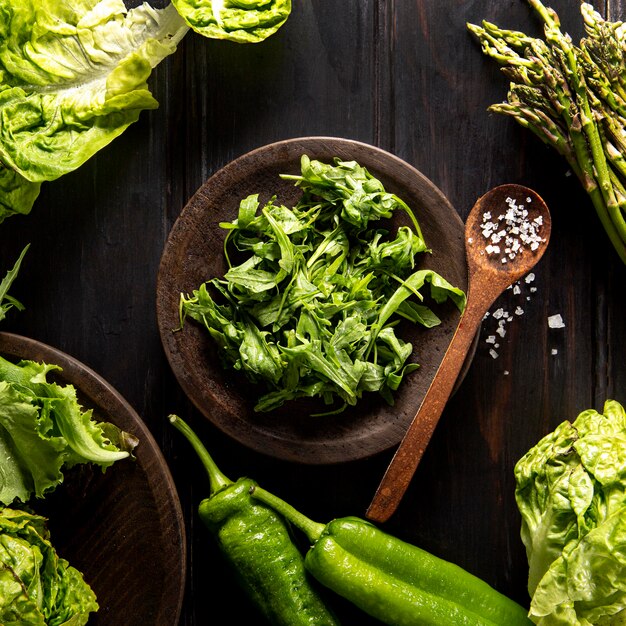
366,184,551,524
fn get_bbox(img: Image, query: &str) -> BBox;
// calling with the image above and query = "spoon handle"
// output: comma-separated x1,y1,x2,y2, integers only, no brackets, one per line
365,289,490,524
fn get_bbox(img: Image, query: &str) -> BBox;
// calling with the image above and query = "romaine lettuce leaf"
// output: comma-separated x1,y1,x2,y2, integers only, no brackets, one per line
514,399,626,625
172,0,291,43
0,507,98,625
0,0,188,191
0,354,138,505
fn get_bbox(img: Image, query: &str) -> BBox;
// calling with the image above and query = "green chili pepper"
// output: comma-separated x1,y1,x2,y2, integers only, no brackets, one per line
252,486,532,626
169,415,340,626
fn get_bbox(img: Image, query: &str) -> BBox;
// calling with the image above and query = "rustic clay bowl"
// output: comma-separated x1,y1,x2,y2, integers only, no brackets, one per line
0,332,186,626
157,137,474,464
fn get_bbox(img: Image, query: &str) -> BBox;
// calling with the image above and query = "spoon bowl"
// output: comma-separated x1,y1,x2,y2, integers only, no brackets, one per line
366,184,551,523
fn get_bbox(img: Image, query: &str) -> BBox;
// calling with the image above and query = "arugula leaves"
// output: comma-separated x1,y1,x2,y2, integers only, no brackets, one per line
0,244,29,324
181,155,466,413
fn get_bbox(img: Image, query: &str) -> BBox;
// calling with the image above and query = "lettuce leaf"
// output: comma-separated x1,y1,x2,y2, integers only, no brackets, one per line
0,507,98,625
172,0,291,43
0,355,138,505
514,399,626,625
0,168,41,223
0,0,188,220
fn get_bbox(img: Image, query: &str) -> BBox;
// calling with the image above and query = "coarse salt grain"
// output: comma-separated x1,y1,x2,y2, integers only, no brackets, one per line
551,348,558,355
548,314,565,329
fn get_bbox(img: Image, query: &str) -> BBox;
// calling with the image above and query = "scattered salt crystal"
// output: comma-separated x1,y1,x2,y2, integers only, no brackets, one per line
530,286,537,293
496,325,506,338
525,273,535,283
515,306,524,315
486,335,497,344
551,348,558,355
503,370,509,375
513,284,521,295
548,314,565,329
489,349,499,359
493,308,504,319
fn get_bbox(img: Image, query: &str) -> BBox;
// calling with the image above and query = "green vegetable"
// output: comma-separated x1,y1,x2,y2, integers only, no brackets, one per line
172,0,291,43
0,355,138,505
0,0,188,222
515,399,626,625
0,506,98,625
180,155,466,412
252,484,532,626
0,245,29,323
468,1,626,264
169,414,340,625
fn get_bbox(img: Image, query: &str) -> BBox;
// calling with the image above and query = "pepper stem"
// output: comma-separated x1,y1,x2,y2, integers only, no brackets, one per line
168,415,231,494
252,485,326,543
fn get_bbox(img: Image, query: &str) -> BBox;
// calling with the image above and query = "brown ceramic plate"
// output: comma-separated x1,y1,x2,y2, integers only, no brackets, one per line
0,332,186,626
157,137,474,464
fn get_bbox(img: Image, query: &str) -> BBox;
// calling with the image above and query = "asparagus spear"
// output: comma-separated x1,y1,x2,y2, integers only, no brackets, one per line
468,0,626,264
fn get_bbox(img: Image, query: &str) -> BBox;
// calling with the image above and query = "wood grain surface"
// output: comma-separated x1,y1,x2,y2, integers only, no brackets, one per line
0,1,625,624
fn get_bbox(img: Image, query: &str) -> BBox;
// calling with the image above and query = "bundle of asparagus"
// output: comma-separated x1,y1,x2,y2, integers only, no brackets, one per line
468,0,626,264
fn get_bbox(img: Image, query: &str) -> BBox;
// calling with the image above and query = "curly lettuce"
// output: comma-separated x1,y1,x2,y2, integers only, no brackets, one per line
172,0,291,43
0,0,188,222
515,399,626,625
0,354,138,505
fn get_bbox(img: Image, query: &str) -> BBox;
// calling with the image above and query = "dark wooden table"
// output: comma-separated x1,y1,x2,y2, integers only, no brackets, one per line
1,1,624,624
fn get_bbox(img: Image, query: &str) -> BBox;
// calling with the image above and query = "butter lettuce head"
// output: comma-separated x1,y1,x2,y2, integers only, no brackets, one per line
0,0,188,222
0,507,98,625
514,399,626,625
172,0,291,43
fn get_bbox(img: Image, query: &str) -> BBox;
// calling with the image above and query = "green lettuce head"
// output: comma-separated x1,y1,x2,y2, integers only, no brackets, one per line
172,0,292,43
0,0,188,222
515,399,626,625
0,507,98,625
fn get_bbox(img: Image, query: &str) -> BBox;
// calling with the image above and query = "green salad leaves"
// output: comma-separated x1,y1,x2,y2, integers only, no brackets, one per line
0,507,98,625
181,155,466,413
515,399,626,625
0,245,29,324
0,355,137,505
172,0,292,43
0,0,188,222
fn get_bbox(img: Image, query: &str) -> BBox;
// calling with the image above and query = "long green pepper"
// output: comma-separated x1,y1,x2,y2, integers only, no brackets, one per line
252,487,532,626
169,415,339,626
